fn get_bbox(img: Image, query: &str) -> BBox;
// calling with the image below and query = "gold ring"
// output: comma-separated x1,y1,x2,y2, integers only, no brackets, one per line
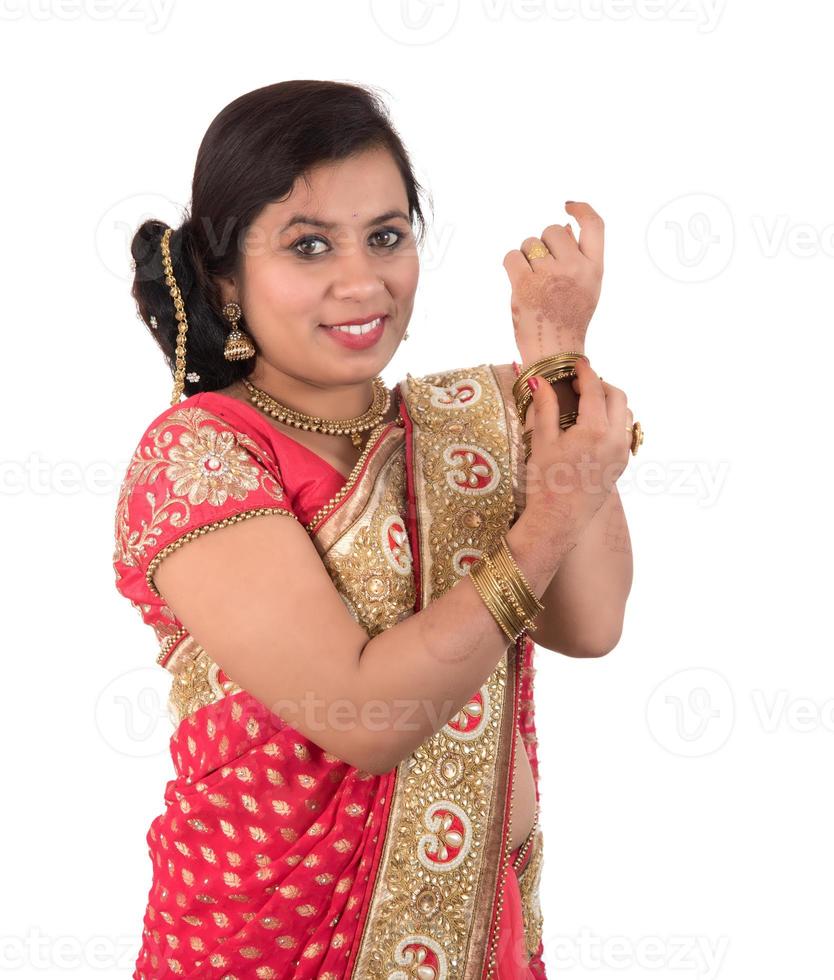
524,243,550,260
629,420,644,455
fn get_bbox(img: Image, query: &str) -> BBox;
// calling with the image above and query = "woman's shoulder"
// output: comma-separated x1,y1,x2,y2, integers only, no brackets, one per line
120,391,294,499
113,392,297,605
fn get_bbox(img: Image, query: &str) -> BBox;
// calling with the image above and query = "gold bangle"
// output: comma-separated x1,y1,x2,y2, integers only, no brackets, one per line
513,351,585,399
482,546,540,627
471,550,532,641
469,559,526,641
491,536,544,618
482,551,534,629
515,367,577,425
480,562,529,638
479,556,530,637
469,560,519,640
475,535,544,637
513,352,584,425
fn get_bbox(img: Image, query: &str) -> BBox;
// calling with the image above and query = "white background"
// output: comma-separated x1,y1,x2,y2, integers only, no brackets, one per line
2,1,832,977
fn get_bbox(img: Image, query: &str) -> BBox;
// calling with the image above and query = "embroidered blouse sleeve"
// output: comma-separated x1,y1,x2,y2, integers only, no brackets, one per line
113,403,298,607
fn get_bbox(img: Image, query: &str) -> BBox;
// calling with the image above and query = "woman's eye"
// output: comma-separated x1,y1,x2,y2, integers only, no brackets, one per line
371,229,402,248
294,236,328,257
293,227,405,258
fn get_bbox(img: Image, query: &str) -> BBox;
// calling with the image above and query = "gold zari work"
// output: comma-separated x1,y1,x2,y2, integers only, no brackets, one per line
516,828,545,960
347,363,536,979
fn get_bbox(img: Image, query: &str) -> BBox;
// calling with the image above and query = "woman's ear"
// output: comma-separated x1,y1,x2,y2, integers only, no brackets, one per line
216,275,237,307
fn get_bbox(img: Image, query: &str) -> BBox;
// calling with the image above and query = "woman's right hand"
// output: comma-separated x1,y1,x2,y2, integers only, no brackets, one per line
523,357,632,540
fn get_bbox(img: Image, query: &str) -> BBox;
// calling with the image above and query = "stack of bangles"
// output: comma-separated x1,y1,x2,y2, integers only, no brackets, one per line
468,534,545,642
513,351,585,463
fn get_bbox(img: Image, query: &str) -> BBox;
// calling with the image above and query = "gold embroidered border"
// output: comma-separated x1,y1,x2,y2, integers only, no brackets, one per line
313,441,416,638
304,420,402,533
164,635,243,728
516,827,545,960
351,364,521,980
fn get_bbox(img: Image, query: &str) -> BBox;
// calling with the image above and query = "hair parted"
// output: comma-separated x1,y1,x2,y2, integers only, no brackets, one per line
130,79,431,397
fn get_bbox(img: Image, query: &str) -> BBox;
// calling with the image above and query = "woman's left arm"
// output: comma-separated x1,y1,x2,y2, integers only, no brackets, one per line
528,481,633,657
502,200,632,655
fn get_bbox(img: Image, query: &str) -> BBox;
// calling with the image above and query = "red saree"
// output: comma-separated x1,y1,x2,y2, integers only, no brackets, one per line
112,362,547,978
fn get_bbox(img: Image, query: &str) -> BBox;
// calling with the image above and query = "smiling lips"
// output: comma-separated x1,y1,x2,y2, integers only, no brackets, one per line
320,314,388,350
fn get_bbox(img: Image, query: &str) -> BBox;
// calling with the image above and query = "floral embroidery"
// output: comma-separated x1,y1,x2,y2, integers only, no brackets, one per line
113,404,291,590
167,422,269,506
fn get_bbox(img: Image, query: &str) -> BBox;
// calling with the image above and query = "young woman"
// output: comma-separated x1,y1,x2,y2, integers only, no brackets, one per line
113,79,635,979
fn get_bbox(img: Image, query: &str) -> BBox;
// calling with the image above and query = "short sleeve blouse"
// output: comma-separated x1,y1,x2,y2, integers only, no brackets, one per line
112,395,300,652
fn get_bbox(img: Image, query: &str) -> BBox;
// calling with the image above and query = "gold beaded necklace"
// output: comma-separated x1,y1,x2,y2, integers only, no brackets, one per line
242,376,391,449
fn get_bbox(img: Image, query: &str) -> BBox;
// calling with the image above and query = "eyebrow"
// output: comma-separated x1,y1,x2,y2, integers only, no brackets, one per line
280,209,411,233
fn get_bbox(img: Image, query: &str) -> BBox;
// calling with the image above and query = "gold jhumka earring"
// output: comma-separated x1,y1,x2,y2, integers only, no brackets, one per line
221,301,257,361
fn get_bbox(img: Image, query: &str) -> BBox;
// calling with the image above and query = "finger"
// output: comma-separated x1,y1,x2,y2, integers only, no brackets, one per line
528,375,560,451
540,224,578,263
519,236,557,270
564,201,604,267
600,382,627,428
571,357,608,429
503,248,544,286
503,248,530,288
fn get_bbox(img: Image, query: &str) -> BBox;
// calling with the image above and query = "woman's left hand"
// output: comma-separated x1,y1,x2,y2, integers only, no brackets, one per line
503,201,605,367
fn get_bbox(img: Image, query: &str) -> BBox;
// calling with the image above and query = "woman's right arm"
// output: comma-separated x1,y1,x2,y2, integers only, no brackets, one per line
153,370,627,775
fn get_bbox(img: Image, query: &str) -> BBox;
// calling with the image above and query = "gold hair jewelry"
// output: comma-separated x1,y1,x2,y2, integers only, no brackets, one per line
159,226,190,406
524,242,550,260
222,301,256,361
242,376,391,450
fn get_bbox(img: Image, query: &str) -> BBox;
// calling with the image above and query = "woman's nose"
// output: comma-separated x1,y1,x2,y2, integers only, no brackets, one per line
330,248,386,297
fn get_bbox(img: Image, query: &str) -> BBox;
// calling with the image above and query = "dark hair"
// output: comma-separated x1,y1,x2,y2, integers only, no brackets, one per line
130,80,431,397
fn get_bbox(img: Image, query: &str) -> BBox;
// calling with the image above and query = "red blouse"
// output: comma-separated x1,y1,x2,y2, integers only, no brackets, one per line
112,391,349,655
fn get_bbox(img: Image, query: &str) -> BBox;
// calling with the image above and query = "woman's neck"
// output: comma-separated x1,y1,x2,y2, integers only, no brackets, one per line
244,366,381,421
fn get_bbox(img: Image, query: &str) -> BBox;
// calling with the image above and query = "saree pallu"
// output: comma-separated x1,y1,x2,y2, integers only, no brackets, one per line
112,362,547,978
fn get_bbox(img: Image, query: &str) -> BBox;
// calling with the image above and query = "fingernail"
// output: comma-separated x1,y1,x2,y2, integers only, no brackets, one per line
528,376,539,392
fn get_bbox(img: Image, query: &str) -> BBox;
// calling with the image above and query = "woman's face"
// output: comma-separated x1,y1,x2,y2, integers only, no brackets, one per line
221,146,420,388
